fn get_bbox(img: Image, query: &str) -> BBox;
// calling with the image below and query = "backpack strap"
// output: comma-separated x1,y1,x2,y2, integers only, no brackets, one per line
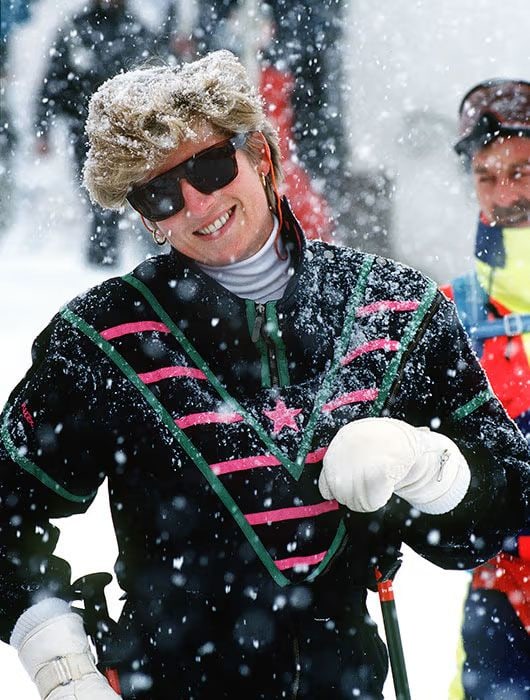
451,271,489,354
452,271,530,354
473,314,530,339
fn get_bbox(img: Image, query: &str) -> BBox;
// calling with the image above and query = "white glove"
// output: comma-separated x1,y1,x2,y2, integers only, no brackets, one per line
11,599,121,700
319,417,470,514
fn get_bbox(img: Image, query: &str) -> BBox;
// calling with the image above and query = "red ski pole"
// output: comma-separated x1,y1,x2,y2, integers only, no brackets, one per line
103,667,122,695
375,566,411,700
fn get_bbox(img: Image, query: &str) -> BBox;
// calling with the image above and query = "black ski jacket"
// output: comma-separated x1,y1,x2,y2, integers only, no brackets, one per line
1,202,529,698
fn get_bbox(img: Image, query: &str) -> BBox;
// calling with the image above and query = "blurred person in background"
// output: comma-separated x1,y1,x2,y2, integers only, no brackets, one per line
0,0,38,68
192,1,349,187
183,0,394,253
0,0,39,223
254,0,352,243
0,50,529,700
442,78,530,700
177,0,339,243
34,0,160,267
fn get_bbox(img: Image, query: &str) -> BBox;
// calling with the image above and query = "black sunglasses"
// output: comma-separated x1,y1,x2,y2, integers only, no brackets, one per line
127,132,249,221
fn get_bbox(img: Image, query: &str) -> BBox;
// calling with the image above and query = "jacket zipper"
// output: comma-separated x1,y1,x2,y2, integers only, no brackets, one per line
251,303,265,342
252,302,280,387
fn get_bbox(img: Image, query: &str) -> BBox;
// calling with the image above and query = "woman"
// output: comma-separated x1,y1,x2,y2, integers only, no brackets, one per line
1,50,529,700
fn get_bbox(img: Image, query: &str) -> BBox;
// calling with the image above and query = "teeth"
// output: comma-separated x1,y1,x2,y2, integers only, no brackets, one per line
196,209,232,235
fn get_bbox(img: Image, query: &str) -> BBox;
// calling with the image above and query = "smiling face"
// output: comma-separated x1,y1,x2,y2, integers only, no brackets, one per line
149,127,274,266
472,136,530,227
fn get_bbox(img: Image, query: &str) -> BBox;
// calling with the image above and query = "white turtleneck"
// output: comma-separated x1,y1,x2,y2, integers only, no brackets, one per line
197,217,292,303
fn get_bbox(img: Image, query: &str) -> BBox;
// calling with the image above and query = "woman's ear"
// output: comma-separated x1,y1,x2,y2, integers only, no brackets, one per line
257,133,272,177
140,214,157,234
247,130,272,176
140,215,167,245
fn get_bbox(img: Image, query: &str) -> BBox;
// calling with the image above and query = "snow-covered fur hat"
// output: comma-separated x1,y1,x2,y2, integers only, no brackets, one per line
83,50,282,210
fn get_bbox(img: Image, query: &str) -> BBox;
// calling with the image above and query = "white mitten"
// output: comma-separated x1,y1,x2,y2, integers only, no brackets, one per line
10,598,121,699
319,417,470,514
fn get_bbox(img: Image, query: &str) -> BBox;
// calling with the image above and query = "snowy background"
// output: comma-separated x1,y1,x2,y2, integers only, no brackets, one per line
1,0,529,697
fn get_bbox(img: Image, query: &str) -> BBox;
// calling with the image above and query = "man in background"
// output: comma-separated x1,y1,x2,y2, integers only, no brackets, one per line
443,78,530,699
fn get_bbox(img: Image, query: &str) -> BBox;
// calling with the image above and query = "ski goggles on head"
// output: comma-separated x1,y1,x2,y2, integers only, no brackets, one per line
454,79,530,158
127,132,249,221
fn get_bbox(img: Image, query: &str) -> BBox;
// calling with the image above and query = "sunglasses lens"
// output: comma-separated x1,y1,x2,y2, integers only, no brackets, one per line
128,134,245,221
187,142,238,193
136,183,184,221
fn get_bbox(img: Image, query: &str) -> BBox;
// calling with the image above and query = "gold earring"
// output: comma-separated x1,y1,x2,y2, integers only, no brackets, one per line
260,172,267,189
141,215,167,246
152,228,167,246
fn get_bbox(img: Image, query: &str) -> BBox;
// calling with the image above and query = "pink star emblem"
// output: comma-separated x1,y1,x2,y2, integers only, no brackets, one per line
263,399,302,435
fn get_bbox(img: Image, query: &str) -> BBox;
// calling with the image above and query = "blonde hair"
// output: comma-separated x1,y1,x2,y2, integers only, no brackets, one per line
82,50,283,211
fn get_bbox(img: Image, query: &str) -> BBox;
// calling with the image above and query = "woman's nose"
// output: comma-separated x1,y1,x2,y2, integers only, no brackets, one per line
180,178,215,215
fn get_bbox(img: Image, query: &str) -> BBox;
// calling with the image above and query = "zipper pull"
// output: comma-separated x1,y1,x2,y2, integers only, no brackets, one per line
251,303,265,343
436,449,450,482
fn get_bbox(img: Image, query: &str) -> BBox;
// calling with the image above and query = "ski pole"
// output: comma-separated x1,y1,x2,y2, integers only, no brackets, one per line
374,565,411,700
71,572,123,695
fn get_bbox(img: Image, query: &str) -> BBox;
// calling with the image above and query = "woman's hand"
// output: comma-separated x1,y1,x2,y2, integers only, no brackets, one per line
319,417,470,514
47,673,121,699
14,608,122,699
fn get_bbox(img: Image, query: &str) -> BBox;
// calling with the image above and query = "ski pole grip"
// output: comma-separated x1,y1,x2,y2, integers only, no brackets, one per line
71,572,114,620
71,572,122,694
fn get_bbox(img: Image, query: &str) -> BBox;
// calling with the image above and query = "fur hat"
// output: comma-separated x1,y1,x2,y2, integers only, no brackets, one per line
83,50,281,209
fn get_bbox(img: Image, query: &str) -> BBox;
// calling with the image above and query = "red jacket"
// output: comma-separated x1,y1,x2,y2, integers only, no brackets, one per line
441,286,530,423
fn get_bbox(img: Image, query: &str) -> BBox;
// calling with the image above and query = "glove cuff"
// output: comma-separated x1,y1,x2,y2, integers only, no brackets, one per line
12,605,122,699
396,430,471,514
35,651,99,699
10,598,71,650
16,610,94,675
405,455,471,514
